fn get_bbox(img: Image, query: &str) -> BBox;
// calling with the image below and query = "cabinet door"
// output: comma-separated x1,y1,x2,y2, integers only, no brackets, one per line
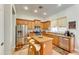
41,21,50,30
27,21,35,29
40,22,44,30
52,35,59,46
59,37,70,51
16,19,27,25
47,21,50,29
43,22,47,30
27,21,32,29
16,20,22,25
34,20,41,26
44,21,50,30
43,22,46,29
31,21,34,30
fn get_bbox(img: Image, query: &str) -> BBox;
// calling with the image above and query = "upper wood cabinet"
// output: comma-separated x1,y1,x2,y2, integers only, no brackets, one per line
46,21,51,29
27,20,35,29
31,21,35,29
34,20,41,26
16,18,27,25
27,20,32,29
40,22,44,30
41,21,51,30
16,18,51,30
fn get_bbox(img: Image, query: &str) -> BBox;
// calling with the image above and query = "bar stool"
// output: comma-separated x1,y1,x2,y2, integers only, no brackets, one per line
28,39,41,55
28,42,36,55
26,36,32,45
33,43,41,55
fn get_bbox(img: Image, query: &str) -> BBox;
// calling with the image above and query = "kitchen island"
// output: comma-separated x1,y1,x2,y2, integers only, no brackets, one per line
31,35,53,55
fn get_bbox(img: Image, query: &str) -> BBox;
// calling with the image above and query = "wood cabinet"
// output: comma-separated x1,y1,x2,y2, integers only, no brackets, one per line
59,37,75,52
46,21,50,29
34,20,41,26
40,22,44,30
41,21,50,30
59,37,70,51
16,19,34,29
16,18,27,25
28,20,35,29
43,33,60,46
27,20,32,29
43,32,75,52
31,21,35,30
52,35,60,46
16,18,51,30
31,36,53,55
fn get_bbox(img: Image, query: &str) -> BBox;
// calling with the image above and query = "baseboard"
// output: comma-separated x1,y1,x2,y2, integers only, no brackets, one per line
75,49,79,52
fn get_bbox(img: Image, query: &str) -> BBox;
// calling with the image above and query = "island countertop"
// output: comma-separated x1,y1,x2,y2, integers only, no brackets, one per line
31,35,53,43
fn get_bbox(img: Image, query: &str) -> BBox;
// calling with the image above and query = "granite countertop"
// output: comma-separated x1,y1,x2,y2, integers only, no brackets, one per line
46,32,72,39
31,35,53,43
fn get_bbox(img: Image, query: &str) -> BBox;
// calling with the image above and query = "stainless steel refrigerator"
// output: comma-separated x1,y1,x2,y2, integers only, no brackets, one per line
16,24,27,45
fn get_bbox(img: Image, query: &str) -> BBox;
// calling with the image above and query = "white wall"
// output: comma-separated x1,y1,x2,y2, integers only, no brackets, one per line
11,5,16,52
4,4,16,54
50,4,79,51
0,4,4,54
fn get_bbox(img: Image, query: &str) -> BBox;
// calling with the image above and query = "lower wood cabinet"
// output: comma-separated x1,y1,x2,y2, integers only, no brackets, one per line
43,33,60,46
52,35,60,46
43,32,75,52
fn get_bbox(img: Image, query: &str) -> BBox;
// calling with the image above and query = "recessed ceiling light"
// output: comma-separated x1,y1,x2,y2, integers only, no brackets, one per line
43,12,47,15
24,6,28,10
34,10,38,13
58,4,62,7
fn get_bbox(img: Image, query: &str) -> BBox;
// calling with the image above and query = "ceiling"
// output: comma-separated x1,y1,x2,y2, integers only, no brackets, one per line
15,4,74,19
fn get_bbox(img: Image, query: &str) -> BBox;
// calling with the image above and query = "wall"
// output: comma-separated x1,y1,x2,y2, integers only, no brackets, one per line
0,4,4,54
50,4,79,52
11,5,16,53
4,4,16,54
